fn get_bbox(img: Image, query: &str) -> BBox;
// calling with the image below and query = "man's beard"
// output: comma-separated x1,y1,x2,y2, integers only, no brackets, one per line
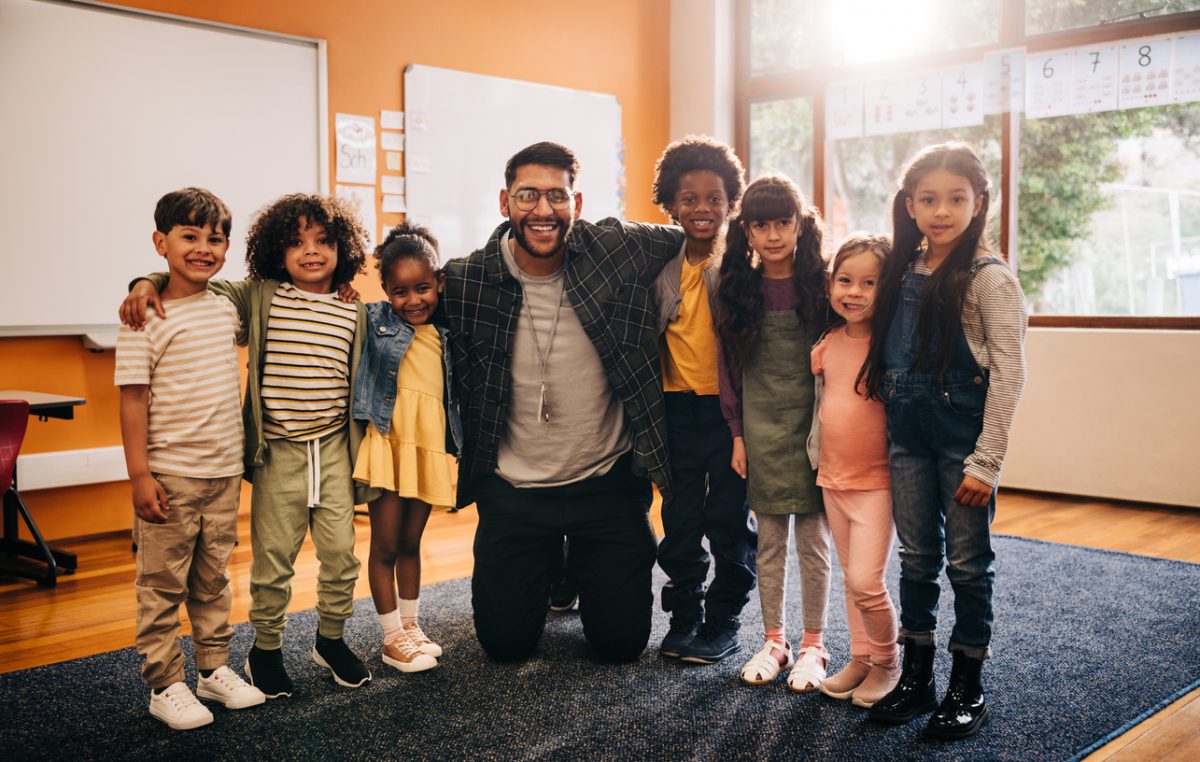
512,217,572,259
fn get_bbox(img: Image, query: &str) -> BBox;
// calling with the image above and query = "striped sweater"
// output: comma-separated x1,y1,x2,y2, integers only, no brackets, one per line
913,256,1028,486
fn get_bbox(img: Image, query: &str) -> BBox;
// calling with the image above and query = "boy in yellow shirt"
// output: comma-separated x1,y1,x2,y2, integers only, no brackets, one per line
650,137,755,663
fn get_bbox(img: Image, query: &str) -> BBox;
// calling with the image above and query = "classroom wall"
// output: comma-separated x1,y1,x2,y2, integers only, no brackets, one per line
0,0,672,541
1002,328,1200,508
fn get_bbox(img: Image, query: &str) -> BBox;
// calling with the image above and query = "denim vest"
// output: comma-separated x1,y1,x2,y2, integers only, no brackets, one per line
352,301,463,456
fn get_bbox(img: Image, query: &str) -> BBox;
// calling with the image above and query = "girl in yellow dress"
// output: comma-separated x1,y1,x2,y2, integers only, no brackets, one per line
352,223,462,673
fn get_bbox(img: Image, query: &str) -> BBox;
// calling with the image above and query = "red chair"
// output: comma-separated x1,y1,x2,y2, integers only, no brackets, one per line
0,399,68,587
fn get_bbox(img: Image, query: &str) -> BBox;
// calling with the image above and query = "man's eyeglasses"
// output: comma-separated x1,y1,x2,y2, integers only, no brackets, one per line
509,188,573,212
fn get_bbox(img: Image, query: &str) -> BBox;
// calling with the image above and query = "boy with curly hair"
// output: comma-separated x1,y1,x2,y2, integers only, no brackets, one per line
122,194,378,697
650,136,758,664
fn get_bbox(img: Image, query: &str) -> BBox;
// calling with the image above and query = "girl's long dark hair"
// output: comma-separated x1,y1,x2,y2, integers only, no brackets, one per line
862,142,993,399
717,174,826,368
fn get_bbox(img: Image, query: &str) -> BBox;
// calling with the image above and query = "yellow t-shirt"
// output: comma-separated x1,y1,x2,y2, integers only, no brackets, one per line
661,257,719,395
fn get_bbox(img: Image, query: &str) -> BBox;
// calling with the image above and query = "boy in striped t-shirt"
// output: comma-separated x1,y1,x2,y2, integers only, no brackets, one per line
116,188,265,731
123,194,376,700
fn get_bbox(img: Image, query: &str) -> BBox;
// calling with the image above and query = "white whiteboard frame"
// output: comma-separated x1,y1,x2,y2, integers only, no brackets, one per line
0,0,329,338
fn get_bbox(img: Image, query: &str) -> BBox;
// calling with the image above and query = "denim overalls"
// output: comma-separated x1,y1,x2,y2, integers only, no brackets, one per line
881,256,1004,659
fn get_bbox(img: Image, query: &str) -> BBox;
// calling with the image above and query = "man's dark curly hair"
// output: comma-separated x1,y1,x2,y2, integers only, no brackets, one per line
652,135,746,217
244,194,368,288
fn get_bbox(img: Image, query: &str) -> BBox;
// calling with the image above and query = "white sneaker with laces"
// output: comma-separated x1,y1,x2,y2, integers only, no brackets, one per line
149,682,214,731
739,640,794,686
197,664,267,709
404,622,443,658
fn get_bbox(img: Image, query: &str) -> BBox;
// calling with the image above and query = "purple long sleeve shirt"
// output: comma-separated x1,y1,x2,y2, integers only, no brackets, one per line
717,276,799,439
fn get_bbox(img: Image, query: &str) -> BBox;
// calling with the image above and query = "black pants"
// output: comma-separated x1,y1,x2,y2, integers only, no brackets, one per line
471,455,656,663
657,392,757,626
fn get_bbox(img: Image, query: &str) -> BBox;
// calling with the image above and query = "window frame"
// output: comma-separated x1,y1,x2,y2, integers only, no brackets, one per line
734,0,1200,328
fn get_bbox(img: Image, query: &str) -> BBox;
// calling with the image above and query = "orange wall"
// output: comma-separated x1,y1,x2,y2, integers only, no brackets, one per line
0,0,671,541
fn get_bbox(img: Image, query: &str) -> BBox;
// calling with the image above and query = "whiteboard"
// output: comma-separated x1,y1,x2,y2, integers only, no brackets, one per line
403,64,623,262
0,0,326,336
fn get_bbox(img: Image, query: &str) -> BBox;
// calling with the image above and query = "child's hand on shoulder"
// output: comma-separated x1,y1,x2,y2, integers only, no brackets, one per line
335,282,359,303
119,281,166,330
131,474,170,523
954,475,993,508
731,436,748,479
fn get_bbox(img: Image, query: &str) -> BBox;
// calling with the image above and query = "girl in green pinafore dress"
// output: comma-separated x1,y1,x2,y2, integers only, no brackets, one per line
716,175,834,692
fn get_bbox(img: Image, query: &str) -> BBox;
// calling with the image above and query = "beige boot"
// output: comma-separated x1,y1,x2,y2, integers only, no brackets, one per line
818,657,871,700
851,657,901,707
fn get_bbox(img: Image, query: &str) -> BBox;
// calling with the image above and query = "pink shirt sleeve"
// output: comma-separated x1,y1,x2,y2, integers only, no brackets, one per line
811,334,828,377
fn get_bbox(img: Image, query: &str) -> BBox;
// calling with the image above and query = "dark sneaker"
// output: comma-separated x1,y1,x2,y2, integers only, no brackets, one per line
679,623,742,664
245,645,294,699
549,575,578,612
312,635,372,688
660,619,700,658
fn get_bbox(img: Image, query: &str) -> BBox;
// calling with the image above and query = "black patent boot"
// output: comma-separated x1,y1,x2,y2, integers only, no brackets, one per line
867,638,938,724
926,651,989,740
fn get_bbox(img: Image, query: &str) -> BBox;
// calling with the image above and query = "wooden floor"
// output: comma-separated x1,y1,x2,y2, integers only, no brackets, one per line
2,490,1197,760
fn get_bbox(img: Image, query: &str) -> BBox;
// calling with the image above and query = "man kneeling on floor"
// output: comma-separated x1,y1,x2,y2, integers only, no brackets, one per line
442,142,683,662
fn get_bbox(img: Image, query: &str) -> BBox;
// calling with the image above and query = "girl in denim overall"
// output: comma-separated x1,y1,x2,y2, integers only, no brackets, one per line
352,223,463,673
862,143,1028,740
715,175,834,692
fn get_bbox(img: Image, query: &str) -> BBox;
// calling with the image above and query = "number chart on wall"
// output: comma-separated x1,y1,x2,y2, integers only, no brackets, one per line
824,32,1200,139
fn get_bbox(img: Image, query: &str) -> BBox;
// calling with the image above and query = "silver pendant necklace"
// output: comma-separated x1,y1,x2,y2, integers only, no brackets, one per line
517,271,566,425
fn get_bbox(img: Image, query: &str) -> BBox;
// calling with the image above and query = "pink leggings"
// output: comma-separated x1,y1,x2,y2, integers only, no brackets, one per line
823,487,898,663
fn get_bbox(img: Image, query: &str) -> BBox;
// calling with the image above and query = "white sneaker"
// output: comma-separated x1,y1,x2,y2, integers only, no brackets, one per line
197,665,267,709
149,682,214,731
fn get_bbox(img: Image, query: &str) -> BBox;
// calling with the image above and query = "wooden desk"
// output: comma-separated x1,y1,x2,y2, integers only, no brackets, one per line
0,390,85,587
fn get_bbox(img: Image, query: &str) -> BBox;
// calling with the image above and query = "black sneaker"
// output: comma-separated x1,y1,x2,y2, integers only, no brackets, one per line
245,645,294,699
679,622,742,664
312,635,372,688
549,575,578,612
660,618,700,658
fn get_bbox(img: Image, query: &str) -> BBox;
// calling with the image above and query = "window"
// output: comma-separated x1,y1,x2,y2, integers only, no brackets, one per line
1021,105,1200,315
1026,0,1200,36
826,120,1001,242
749,97,814,201
737,0,1200,324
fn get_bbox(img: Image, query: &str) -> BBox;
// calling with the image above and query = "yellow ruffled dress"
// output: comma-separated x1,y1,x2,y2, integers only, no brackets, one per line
353,323,454,510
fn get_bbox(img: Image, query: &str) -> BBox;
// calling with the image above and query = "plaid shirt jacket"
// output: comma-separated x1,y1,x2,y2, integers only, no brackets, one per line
442,217,684,509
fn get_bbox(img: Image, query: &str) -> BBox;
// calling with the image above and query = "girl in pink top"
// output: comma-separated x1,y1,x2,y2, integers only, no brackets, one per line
809,234,900,708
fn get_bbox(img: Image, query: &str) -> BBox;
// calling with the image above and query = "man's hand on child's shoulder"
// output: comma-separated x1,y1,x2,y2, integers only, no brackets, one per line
119,280,167,331
131,474,170,523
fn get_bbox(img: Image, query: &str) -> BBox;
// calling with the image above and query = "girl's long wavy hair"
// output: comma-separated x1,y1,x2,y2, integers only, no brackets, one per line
862,142,993,399
717,174,826,368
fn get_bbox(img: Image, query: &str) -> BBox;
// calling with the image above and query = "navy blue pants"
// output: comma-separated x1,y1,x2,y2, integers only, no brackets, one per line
657,392,757,627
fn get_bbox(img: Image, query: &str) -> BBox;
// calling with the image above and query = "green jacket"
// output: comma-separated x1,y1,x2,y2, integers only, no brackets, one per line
143,274,379,505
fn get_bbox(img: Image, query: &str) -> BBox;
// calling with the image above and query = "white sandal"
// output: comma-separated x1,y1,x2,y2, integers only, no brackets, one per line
787,645,829,693
739,640,794,686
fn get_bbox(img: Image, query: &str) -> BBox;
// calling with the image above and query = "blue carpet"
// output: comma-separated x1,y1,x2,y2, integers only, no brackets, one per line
3,535,1198,761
